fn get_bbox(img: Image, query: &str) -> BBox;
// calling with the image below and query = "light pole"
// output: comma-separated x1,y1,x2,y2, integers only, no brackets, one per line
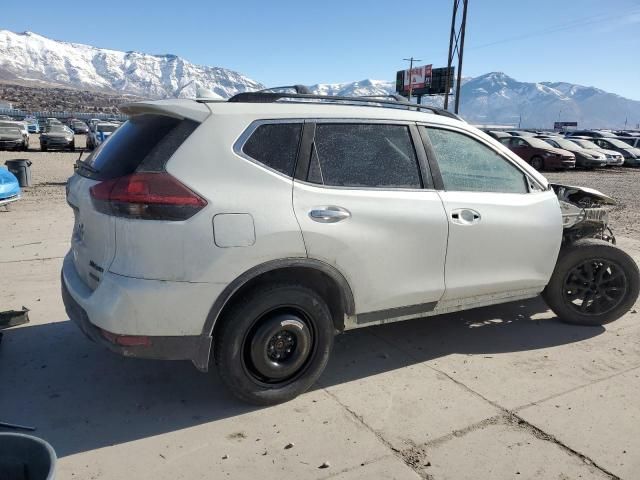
403,57,421,102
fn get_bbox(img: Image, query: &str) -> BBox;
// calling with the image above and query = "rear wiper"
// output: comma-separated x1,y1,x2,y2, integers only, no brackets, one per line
74,151,99,174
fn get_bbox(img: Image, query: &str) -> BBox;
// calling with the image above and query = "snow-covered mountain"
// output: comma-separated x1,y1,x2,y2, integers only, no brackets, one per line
1,30,638,128
0,30,263,99
309,72,640,129
307,79,395,97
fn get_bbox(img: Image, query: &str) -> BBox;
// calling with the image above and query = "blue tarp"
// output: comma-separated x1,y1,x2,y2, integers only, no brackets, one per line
0,167,20,200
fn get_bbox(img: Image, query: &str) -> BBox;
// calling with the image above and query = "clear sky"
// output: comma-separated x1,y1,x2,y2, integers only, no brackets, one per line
2,0,640,99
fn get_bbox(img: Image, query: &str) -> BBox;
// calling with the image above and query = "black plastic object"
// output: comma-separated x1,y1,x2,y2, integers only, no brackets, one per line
4,160,32,187
0,433,56,480
0,308,29,331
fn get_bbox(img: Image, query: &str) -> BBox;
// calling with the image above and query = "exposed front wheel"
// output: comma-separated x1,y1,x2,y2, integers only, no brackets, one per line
214,284,334,405
530,156,544,171
543,239,640,326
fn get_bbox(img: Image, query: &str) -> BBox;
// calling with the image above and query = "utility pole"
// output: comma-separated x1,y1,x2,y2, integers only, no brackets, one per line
403,57,421,103
444,0,469,114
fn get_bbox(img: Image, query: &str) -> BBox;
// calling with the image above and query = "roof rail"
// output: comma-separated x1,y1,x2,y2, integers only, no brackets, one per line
216,91,463,121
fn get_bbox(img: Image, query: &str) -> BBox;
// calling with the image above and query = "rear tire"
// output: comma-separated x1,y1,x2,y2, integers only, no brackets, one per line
40,146,47,152
543,239,639,326
214,283,334,405
530,156,544,171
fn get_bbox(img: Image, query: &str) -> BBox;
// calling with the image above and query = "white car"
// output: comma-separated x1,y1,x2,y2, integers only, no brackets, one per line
0,120,29,150
86,122,119,150
62,90,640,405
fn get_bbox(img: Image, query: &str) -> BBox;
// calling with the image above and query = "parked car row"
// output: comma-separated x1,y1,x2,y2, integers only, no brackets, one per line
0,115,123,151
484,129,640,170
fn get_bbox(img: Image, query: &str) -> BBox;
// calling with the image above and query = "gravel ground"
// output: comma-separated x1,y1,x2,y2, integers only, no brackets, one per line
2,135,639,237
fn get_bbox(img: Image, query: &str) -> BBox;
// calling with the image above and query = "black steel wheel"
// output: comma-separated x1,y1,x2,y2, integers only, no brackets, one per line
245,309,314,384
543,239,639,326
214,283,334,405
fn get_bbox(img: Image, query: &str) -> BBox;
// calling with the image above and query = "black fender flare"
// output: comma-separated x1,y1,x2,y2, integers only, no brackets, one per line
193,258,355,371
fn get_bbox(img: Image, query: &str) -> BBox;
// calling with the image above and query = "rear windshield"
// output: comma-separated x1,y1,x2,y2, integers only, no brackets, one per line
78,114,198,180
47,126,67,133
97,124,118,133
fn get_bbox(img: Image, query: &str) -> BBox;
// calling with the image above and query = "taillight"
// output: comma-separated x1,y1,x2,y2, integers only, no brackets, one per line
90,172,207,220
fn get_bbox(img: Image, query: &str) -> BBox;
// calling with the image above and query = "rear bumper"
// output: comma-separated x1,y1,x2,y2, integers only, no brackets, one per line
61,252,213,369
0,141,23,149
40,138,73,149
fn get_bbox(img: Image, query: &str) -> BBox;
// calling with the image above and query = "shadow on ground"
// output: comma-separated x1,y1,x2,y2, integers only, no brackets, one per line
0,297,603,458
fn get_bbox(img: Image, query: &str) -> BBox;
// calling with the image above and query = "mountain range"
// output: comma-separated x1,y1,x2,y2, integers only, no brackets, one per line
1,30,638,129
0,30,262,99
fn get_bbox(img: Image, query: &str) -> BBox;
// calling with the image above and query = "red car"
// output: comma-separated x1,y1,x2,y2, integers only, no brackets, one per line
500,136,575,170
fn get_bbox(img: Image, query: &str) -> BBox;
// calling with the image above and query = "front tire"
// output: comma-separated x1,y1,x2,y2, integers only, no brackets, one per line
543,239,639,326
214,283,334,405
530,156,544,171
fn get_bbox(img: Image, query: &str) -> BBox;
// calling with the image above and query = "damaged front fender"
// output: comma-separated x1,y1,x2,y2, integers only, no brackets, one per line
551,183,616,244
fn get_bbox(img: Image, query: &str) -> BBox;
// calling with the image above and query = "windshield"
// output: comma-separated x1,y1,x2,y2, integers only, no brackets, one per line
0,127,20,135
570,139,599,149
98,124,118,133
605,138,633,148
549,138,578,149
526,138,555,149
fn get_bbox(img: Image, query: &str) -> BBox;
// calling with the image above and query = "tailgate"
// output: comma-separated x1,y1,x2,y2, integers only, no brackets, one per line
67,174,115,290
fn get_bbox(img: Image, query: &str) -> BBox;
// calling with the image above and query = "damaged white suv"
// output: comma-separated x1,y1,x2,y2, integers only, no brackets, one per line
62,88,640,405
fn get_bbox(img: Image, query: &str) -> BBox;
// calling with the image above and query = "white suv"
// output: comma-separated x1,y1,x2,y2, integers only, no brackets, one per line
62,90,640,405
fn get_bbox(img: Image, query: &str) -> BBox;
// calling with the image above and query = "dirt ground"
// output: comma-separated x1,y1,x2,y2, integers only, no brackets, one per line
1,135,640,479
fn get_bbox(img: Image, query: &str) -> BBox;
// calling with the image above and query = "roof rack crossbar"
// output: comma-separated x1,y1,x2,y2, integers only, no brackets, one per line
256,85,312,94
219,92,462,120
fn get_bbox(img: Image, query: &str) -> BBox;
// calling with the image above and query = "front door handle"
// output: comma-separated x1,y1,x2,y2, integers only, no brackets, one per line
309,206,351,223
451,208,481,225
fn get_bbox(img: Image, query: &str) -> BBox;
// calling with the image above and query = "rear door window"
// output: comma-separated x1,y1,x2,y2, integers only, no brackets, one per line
80,115,198,180
308,123,422,188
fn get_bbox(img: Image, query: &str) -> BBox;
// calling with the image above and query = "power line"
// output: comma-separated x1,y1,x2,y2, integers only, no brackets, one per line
469,7,640,50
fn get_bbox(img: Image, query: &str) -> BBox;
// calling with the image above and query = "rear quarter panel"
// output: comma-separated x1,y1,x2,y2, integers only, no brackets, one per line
108,114,307,283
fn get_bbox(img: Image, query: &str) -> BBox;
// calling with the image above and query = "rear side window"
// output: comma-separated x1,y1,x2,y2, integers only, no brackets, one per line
308,124,422,188
80,115,198,180
242,123,302,177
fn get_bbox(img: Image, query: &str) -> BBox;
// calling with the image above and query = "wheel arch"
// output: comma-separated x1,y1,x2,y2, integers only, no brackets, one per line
202,258,356,342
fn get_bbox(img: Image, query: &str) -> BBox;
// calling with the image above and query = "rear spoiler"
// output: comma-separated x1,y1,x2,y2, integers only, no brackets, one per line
119,99,210,123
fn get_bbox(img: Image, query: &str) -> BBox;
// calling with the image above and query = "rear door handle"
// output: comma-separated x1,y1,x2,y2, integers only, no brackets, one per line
309,206,351,223
451,208,481,225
